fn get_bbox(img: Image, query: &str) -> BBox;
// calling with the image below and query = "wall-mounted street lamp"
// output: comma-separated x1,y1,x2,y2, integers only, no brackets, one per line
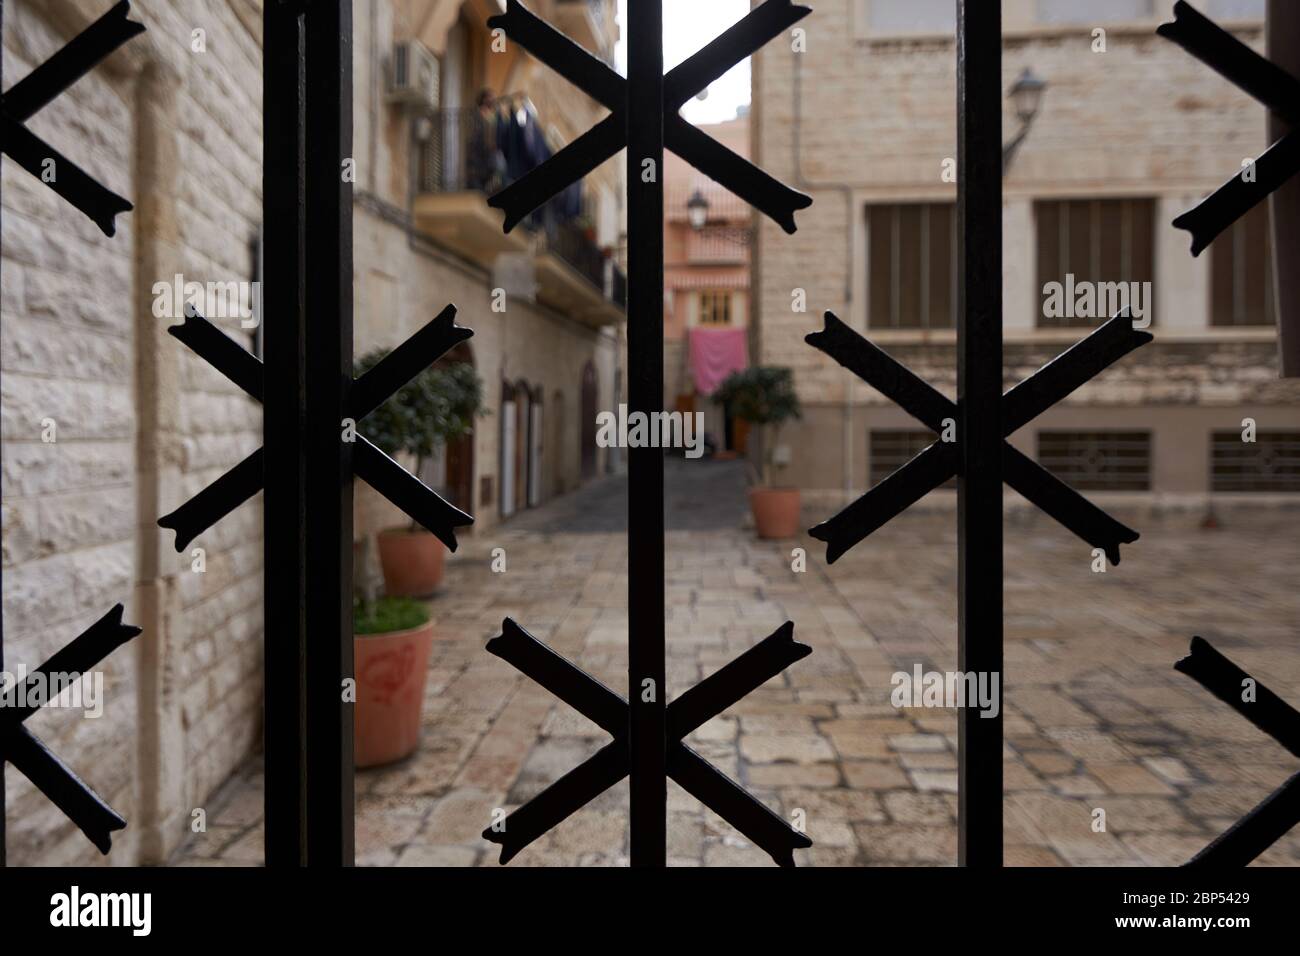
687,188,710,231
1003,67,1047,175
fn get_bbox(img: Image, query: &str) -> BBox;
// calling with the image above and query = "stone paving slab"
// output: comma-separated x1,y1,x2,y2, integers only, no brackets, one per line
173,461,1300,867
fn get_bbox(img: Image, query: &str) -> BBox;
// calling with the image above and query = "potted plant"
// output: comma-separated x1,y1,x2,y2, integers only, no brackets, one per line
353,596,434,767
713,366,803,539
355,351,484,596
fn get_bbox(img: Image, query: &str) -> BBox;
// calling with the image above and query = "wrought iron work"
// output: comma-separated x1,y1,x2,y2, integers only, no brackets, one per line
0,607,141,855
482,619,813,866
0,1,145,865
0,0,141,235
157,306,474,556
804,2,1152,866
1161,3,1300,870
482,0,813,866
157,300,474,862
153,0,474,866
486,1,812,235
1175,638,1300,866
1159,0,1300,255
807,312,1153,565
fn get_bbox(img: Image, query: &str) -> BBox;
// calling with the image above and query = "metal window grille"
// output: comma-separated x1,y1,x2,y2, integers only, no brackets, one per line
1159,0,1300,864
1036,431,1152,491
803,0,1167,866
1211,430,1300,492
474,0,817,868
4,0,1297,873
869,430,957,488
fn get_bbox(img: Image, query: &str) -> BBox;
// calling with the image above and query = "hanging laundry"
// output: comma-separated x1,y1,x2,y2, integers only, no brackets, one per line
690,326,749,396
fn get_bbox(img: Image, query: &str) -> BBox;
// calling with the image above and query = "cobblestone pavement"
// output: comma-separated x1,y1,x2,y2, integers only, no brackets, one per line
174,459,1300,867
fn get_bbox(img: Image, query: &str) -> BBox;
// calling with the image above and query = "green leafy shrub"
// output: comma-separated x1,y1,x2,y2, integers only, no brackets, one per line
712,366,801,486
354,596,430,635
354,351,485,529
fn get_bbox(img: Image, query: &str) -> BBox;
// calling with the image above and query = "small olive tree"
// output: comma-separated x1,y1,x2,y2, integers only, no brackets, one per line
354,350,485,530
712,366,801,486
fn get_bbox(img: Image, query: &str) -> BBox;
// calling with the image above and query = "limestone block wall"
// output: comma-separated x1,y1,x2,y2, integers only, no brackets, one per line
2,0,264,865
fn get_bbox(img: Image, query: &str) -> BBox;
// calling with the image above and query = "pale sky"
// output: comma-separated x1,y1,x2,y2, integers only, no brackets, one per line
615,0,752,125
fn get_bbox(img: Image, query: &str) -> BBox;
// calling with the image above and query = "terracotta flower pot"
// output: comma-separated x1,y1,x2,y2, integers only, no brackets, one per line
749,487,801,539
732,418,751,455
354,620,434,768
376,527,446,597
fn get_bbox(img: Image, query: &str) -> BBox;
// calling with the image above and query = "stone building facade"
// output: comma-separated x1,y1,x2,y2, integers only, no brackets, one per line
353,0,625,530
1,0,622,865
751,0,1300,508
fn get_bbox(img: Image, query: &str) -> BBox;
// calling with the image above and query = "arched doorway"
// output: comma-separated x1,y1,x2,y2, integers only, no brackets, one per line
528,385,544,508
438,342,474,513
550,389,565,496
500,379,517,517
580,361,598,481
514,379,531,510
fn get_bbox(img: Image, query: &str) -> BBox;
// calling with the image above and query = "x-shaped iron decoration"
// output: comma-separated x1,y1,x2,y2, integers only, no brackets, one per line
1175,637,1300,866
0,1,142,236
485,0,813,234
482,619,814,866
806,310,1153,564
0,604,141,854
157,305,475,552
1159,0,1300,255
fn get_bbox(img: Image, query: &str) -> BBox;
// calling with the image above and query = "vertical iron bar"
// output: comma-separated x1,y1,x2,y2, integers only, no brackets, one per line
626,0,666,866
956,0,1004,867
263,0,309,866
1269,0,1300,376
1,0,8,868
303,0,355,865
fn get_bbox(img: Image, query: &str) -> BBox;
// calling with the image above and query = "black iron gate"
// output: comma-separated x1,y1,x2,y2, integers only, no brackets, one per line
3,0,1299,870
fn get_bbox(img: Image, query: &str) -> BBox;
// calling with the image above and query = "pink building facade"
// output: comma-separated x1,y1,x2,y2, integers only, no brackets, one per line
663,115,752,452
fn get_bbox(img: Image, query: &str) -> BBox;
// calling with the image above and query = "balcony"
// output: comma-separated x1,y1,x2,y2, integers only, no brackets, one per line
414,106,624,323
535,219,626,326
685,227,750,265
413,108,530,265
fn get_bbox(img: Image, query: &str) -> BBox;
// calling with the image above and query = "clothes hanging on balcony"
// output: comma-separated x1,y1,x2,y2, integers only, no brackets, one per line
495,101,583,226
522,105,550,170
500,102,545,181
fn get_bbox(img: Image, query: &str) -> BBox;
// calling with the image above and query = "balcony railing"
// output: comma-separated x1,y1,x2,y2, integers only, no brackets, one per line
415,106,624,316
685,227,750,264
611,263,627,309
545,221,627,311
548,220,603,289
416,106,579,233
417,107,502,196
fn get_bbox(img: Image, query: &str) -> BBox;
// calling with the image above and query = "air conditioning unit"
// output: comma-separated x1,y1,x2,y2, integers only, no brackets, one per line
387,40,439,109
